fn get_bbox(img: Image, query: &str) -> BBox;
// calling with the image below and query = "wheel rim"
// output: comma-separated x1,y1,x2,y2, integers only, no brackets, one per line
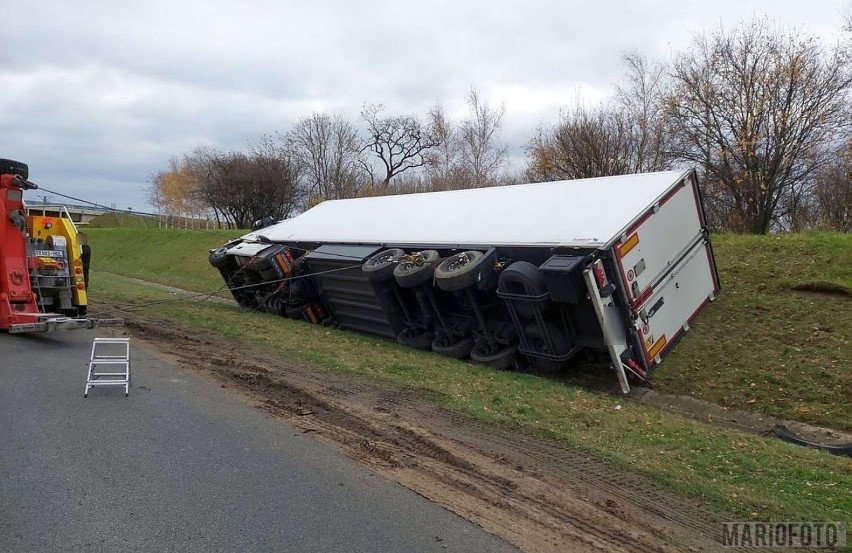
372,252,396,266
446,253,471,272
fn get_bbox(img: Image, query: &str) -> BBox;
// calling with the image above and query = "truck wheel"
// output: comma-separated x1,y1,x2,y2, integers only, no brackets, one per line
81,244,92,289
209,246,234,269
435,251,485,291
397,328,434,350
522,323,571,372
0,158,28,179
285,304,305,320
362,248,404,281
498,261,550,319
470,344,517,370
431,337,473,359
394,250,439,288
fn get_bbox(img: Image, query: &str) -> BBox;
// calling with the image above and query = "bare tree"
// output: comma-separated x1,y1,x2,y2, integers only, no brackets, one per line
459,88,508,187
526,103,635,182
526,51,674,185
184,146,229,227
181,142,303,229
287,113,365,203
616,52,671,172
245,135,304,221
147,157,207,221
844,2,852,33
360,104,439,189
813,138,852,231
424,103,467,190
666,20,852,233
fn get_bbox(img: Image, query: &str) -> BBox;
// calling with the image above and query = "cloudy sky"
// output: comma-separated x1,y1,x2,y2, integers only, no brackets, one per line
2,0,848,211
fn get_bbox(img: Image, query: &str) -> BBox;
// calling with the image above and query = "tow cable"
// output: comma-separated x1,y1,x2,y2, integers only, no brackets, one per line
773,424,852,457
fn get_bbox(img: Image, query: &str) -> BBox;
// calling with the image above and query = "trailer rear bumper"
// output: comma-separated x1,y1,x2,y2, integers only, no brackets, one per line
8,317,124,334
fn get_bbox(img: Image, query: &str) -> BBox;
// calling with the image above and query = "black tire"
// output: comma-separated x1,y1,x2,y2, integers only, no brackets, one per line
470,344,517,370
431,337,474,359
397,328,434,350
285,304,305,320
773,424,852,457
362,248,404,281
209,246,234,269
524,323,571,357
80,244,91,288
435,251,486,291
498,261,550,319
394,250,440,288
0,158,28,179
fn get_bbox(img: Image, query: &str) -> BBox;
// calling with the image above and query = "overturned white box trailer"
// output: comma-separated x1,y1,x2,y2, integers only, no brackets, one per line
210,169,720,392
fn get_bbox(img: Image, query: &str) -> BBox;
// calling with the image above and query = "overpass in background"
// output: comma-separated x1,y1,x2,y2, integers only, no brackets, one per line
27,201,115,224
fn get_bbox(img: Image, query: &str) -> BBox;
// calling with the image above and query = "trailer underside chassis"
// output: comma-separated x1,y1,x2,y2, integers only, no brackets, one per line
211,241,660,389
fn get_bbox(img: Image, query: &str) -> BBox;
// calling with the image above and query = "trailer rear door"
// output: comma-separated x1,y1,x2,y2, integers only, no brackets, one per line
632,238,717,367
613,174,707,307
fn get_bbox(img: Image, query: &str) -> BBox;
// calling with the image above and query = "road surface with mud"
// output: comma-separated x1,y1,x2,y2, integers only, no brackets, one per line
0,329,520,552
112,313,729,553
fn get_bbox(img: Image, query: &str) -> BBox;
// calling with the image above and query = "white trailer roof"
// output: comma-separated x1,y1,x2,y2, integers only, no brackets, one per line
244,170,691,249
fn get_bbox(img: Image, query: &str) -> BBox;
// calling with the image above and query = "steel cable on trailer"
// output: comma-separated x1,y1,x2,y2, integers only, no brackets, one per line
88,263,363,316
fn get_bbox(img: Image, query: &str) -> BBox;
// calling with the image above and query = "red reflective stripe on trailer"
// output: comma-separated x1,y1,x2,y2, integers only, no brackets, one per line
633,286,654,309
615,251,632,302
614,244,653,308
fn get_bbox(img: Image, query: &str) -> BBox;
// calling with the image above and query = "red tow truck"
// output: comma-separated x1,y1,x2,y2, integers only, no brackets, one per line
1,158,121,333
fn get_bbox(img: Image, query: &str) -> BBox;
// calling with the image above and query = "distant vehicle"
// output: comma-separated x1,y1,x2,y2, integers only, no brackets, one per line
210,169,720,392
0,158,121,333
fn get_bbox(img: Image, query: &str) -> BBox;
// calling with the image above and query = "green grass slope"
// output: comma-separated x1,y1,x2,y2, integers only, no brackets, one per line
87,228,242,293
86,212,161,228
90,272,852,526
653,233,851,430
87,229,852,430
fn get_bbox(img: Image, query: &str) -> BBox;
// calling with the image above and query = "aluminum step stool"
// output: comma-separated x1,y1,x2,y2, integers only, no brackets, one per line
84,337,131,398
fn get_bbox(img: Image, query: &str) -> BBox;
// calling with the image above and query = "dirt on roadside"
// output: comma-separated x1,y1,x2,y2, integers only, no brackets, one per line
118,314,728,553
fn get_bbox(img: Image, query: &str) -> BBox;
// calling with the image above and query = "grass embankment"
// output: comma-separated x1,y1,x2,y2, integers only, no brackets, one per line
654,233,852,431
88,229,852,431
87,228,240,293
86,212,161,228
86,229,851,525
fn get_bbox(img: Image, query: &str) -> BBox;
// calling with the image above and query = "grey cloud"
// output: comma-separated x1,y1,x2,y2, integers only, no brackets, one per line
2,0,844,210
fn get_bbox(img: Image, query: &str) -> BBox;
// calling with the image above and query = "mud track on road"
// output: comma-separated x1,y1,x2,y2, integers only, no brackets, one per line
121,315,726,552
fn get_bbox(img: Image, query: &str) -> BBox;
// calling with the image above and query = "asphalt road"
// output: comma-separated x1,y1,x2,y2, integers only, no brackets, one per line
0,329,518,553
